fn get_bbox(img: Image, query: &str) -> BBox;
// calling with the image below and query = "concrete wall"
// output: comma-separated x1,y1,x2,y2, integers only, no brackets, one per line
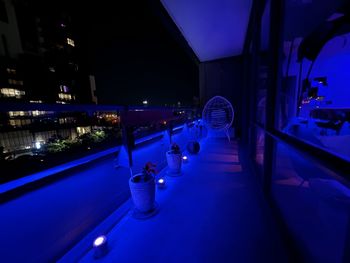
199,56,244,137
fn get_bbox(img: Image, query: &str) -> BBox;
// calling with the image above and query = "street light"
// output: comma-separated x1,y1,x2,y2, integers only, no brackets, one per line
35,141,41,149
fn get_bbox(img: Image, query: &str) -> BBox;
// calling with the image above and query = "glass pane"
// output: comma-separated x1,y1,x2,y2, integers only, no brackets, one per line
272,140,350,263
253,126,265,184
276,0,350,161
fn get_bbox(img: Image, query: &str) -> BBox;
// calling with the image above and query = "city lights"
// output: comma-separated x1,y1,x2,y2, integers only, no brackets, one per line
35,141,41,150
66,38,75,47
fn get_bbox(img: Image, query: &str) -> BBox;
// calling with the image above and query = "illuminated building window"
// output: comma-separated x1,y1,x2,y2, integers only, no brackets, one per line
30,100,43,103
9,119,30,127
32,110,47,116
6,68,16,74
97,113,120,124
77,126,91,135
58,92,72,100
59,85,69,93
9,119,20,127
9,119,14,126
0,88,25,98
8,79,23,85
8,111,27,117
67,38,75,47
59,117,74,124
8,111,49,117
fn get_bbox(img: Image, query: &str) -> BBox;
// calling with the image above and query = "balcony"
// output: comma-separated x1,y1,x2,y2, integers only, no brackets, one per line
69,137,286,263
2,0,350,262
0,106,286,262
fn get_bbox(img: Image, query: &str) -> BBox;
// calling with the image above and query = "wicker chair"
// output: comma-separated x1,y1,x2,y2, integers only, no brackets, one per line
202,96,234,141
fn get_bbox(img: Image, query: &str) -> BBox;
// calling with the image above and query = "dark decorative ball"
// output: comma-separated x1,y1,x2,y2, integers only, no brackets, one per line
187,141,200,154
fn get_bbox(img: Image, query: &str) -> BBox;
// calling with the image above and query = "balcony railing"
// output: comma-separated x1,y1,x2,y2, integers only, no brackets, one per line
0,102,200,189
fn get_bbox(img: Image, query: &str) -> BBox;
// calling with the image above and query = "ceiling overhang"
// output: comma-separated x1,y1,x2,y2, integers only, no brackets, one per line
160,0,253,62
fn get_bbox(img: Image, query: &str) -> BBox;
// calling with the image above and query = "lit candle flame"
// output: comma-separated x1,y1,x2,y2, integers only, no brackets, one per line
93,236,106,247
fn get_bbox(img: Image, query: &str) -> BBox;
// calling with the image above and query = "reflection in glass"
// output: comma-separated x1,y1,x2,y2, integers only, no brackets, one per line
277,1,350,161
272,141,350,263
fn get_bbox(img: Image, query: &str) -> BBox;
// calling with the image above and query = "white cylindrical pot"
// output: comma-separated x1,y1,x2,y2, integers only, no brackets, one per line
129,174,155,212
166,151,182,174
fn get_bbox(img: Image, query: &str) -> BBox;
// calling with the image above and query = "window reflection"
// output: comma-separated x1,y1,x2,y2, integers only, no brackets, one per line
272,141,350,263
277,1,350,161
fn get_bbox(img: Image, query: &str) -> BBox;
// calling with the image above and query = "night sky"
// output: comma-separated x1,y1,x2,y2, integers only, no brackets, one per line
80,1,199,106
13,0,198,106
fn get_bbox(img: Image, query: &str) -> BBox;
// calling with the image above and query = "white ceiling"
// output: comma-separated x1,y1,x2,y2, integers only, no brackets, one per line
160,0,253,62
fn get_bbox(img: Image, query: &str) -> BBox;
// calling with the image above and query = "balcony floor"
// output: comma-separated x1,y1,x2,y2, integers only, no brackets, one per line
79,137,288,263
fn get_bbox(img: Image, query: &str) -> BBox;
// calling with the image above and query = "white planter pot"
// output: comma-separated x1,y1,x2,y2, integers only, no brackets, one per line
129,174,155,212
166,151,182,174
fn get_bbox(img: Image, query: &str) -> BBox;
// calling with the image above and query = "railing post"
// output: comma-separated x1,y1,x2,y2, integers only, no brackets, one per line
121,125,134,168
184,121,190,138
166,120,174,144
116,106,135,175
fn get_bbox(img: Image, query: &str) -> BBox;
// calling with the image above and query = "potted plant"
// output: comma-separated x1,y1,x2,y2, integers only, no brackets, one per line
129,162,157,213
166,143,182,174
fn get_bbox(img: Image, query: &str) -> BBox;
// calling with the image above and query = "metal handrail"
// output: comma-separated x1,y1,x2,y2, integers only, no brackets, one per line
0,101,196,112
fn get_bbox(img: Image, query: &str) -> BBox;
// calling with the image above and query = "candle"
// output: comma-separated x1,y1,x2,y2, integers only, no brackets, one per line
93,235,108,258
157,178,166,189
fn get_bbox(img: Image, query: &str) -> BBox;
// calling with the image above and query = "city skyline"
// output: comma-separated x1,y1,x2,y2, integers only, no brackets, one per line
0,0,199,107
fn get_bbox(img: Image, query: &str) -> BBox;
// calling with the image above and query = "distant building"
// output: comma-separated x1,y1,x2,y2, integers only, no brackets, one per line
0,0,97,104
89,75,98,105
0,0,24,103
0,0,100,155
